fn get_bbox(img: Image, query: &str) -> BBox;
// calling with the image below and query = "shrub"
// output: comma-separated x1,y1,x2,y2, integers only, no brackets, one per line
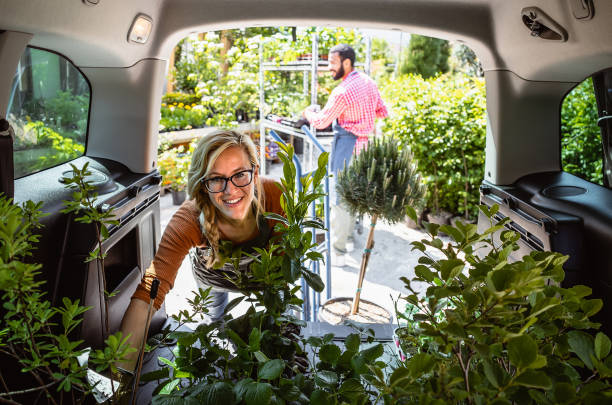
0,192,132,403
162,92,202,106
159,103,210,132
560,78,603,185
382,73,486,219
375,206,612,403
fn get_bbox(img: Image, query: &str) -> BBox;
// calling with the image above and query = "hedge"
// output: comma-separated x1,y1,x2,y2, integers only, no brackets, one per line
382,73,486,219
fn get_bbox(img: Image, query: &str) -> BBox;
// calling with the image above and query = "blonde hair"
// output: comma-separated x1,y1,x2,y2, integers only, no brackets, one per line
187,129,264,268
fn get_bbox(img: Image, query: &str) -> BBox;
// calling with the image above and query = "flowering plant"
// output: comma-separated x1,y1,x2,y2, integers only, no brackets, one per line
158,145,191,191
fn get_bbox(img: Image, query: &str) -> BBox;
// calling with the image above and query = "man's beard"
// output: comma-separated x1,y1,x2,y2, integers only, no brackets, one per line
333,64,345,80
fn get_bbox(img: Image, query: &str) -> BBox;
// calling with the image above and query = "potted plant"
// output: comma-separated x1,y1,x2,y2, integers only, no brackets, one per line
368,205,612,403
320,137,425,325
158,145,190,205
141,144,390,404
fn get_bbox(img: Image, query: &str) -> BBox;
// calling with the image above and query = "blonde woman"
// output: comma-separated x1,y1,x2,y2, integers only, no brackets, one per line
119,129,284,371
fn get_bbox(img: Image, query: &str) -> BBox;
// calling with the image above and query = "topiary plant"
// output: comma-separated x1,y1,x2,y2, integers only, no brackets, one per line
336,136,425,314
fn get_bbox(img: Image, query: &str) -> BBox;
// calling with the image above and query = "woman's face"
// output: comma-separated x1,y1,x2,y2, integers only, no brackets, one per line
206,145,257,222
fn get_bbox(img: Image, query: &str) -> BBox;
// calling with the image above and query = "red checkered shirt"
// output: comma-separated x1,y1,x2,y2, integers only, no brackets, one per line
304,70,388,155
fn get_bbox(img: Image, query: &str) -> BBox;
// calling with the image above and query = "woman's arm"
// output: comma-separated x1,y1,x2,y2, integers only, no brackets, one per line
118,200,203,370
117,298,150,371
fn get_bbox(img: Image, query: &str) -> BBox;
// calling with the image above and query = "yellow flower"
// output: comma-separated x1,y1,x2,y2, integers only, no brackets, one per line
178,103,184,108
185,105,191,110
161,102,166,106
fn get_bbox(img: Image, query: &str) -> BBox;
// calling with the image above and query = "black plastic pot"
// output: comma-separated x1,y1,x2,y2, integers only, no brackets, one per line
171,189,186,206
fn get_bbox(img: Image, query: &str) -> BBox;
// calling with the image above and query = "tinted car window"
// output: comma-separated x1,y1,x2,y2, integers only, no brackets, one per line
6,47,90,178
560,77,603,185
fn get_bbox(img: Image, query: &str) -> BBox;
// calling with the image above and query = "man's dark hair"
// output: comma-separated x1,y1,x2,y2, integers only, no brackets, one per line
329,44,355,66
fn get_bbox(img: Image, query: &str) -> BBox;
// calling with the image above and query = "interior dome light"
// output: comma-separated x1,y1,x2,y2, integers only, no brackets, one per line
128,14,153,44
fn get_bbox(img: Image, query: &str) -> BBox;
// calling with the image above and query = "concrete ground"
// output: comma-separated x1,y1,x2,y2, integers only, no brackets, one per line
161,159,445,324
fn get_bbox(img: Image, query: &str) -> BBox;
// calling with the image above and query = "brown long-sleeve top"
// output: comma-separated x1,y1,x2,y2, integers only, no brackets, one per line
132,178,284,309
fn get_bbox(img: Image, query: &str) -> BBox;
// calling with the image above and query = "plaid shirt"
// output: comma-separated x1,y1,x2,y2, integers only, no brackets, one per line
304,70,388,154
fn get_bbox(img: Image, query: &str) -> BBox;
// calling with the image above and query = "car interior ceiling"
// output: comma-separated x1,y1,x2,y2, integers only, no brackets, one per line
2,0,612,343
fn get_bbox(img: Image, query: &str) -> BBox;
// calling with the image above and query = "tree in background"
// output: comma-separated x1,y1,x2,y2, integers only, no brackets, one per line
449,43,483,77
371,37,395,79
399,34,450,78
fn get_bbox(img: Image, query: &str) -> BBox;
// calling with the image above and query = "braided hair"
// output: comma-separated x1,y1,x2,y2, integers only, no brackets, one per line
186,129,264,268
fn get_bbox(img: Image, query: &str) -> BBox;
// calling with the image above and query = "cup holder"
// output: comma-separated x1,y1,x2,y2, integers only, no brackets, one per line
542,185,587,198
59,167,118,194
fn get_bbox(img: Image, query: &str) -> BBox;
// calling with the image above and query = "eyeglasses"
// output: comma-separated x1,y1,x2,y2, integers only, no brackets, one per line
202,168,254,193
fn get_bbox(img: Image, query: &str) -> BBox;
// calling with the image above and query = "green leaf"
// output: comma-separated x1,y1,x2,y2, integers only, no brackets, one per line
344,333,360,353
406,206,418,222
319,343,341,365
253,351,269,363
301,269,325,292
389,367,411,387
310,389,330,405
553,382,576,403
244,382,273,405
407,353,436,378
483,360,504,388
508,335,537,369
439,259,464,281
159,379,180,395
249,328,262,350
581,299,603,318
360,343,384,362
514,370,552,390
315,370,338,388
415,265,435,282
258,359,285,380
233,378,254,402
595,332,612,360
196,382,237,405
568,330,595,370
338,378,364,400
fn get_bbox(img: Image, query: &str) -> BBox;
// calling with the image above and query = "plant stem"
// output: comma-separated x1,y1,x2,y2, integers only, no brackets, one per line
0,397,21,405
460,148,469,220
0,372,11,401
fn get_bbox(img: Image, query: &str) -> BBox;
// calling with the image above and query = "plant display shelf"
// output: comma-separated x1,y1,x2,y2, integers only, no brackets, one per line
258,31,371,175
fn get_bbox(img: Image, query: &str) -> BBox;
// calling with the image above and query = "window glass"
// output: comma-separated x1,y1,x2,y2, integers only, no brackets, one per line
6,47,90,178
560,77,603,185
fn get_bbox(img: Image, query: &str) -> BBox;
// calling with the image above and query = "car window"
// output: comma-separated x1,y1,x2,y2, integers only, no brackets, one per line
6,47,90,178
560,77,604,185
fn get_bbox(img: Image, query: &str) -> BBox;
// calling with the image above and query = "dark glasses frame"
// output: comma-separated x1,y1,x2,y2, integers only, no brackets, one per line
202,168,254,193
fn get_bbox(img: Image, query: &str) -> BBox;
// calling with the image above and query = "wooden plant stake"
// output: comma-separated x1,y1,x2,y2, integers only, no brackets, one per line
351,214,378,314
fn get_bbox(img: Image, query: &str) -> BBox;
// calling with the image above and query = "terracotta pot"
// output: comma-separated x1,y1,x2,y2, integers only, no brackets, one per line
318,297,392,325
171,189,186,206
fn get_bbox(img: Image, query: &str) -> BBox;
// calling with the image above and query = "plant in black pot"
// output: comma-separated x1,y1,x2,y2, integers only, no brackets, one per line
321,137,425,325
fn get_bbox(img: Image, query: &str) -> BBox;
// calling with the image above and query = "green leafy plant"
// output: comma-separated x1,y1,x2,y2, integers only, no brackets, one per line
336,136,425,314
561,77,603,185
382,73,486,219
157,145,192,192
60,162,119,335
0,195,133,404
374,205,612,404
147,143,387,404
